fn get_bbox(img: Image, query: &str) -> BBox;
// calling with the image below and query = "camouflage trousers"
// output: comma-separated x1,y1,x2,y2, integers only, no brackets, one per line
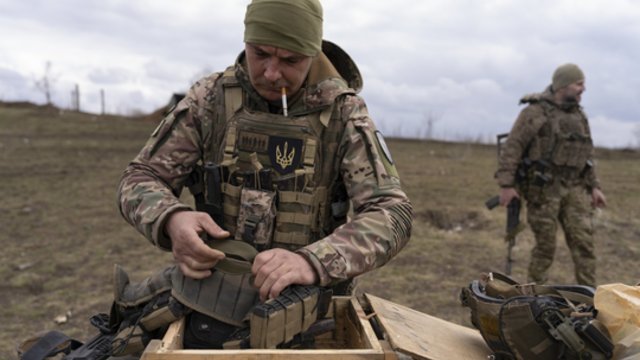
525,183,595,287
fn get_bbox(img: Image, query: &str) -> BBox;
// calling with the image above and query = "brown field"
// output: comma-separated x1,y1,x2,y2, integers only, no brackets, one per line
1,103,639,358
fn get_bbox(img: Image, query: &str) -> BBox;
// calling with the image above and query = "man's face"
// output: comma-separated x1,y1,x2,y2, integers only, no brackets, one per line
560,80,586,104
245,43,313,102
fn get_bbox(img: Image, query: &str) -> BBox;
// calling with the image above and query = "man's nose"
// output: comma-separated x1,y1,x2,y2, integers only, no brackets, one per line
264,59,282,82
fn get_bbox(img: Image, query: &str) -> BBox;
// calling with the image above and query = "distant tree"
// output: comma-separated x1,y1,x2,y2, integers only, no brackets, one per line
634,123,640,149
422,111,441,140
34,61,58,106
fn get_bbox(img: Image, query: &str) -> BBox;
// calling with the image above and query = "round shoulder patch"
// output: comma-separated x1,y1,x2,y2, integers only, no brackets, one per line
375,130,393,164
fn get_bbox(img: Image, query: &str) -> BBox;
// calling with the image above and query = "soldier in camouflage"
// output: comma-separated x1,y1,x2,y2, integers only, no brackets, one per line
116,0,412,350
495,63,606,287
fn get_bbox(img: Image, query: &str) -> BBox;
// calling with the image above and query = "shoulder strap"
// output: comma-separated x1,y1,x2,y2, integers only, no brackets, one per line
543,112,560,163
517,101,556,167
223,69,243,120
518,283,594,309
221,68,243,166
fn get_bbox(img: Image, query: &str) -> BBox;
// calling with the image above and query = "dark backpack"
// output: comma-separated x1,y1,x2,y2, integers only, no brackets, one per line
460,272,614,360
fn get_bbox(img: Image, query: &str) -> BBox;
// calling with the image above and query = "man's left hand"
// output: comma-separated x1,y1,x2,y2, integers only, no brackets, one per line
252,248,317,301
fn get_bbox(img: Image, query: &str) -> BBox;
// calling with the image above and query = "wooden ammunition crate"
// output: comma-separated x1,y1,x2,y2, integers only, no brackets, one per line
141,294,491,360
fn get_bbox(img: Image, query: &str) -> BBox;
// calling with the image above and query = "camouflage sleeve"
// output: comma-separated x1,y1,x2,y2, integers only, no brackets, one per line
495,105,546,187
117,75,220,250
297,95,413,286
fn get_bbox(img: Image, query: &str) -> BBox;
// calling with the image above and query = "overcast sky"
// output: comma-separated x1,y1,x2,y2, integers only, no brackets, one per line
1,0,640,148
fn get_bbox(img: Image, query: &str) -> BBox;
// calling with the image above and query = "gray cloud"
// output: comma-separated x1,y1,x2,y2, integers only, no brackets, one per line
88,67,133,85
0,67,32,101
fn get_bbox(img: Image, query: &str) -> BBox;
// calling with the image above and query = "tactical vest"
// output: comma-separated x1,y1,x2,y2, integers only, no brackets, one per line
523,99,594,182
460,272,613,360
174,65,356,327
212,69,351,249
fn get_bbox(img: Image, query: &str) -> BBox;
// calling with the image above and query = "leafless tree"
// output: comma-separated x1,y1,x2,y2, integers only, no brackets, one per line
422,111,441,139
34,61,58,105
634,123,640,149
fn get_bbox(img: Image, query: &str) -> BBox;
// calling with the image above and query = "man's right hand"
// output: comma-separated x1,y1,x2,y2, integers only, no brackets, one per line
499,187,520,207
165,210,229,279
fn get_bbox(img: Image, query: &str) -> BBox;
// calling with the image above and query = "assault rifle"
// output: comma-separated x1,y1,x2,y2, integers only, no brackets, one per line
486,132,527,275
17,314,114,360
486,196,523,275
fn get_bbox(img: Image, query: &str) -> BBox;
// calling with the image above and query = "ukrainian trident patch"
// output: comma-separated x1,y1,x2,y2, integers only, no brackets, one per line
268,136,303,175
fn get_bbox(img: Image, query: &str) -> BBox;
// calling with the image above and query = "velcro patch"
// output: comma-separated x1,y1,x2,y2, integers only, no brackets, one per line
238,131,269,153
375,130,393,164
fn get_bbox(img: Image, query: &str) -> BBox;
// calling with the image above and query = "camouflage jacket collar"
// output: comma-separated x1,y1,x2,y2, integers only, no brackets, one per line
233,40,361,115
519,85,581,112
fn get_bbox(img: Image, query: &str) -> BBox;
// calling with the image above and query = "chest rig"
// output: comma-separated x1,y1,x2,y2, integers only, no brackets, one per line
200,68,353,252
524,100,594,184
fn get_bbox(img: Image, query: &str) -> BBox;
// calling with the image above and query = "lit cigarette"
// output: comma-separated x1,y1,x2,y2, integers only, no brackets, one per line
281,87,288,117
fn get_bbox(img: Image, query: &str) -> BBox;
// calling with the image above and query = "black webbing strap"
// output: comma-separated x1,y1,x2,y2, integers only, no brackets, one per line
21,330,82,360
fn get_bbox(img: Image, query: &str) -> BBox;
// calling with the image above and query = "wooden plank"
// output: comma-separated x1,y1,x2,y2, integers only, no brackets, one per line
332,296,349,342
141,348,383,360
161,317,184,350
378,340,399,360
365,294,491,360
141,296,387,359
350,297,383,352
140,340,162,360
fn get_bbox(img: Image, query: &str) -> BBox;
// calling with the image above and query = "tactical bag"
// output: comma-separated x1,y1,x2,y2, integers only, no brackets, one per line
460,272,613,360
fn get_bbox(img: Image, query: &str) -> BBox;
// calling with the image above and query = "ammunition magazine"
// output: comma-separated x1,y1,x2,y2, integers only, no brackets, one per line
249,285,333,349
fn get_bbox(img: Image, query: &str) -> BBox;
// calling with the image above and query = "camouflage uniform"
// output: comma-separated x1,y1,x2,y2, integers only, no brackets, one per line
495,87,600,286
117,41,413,289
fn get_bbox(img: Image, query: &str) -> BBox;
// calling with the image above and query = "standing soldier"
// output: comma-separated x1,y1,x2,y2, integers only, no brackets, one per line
494,63,606,287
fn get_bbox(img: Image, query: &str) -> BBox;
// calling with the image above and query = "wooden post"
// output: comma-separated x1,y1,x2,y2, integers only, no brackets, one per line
74,84,80,111
100,89,105,115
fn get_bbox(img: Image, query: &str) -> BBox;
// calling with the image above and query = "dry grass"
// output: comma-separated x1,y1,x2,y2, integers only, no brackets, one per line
1,104,639,358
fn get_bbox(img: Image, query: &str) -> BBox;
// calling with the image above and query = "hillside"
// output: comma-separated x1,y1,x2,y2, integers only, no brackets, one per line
1,103,639,358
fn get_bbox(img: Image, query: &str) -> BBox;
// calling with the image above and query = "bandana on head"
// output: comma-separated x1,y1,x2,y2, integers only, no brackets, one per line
244,0,323,56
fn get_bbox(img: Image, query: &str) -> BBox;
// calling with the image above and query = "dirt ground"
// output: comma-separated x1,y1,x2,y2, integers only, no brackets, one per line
2,103,639,358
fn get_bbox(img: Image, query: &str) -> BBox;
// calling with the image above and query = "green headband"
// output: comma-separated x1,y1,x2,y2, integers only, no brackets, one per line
244,0,323,56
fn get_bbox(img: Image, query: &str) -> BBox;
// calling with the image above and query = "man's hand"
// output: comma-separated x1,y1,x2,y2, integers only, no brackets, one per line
499,187,520,207
252,249,317,301
165,210,229,279
591,188,607,208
